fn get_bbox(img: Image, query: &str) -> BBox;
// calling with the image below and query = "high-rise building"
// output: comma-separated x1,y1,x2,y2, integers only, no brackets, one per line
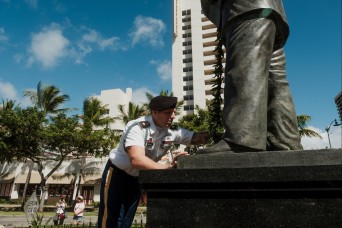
335,91,342,121
172,0,225,117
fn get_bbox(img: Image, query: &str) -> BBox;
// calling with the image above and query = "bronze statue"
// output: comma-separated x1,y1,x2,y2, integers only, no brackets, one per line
198,0,302,153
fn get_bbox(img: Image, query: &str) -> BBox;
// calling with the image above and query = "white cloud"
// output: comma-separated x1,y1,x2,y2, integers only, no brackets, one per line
129,15,165,48
81,28,120,51
132,87,155,106
0,27,8,42
71,27,121,64
0,80,17,100
0,80,33,107
301,126,342,150
150,60,172,81
28,23,69,69
24,23,124,68
156,60,172,81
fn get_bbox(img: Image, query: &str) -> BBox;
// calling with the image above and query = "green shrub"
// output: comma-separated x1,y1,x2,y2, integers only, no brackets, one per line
92,201,100,208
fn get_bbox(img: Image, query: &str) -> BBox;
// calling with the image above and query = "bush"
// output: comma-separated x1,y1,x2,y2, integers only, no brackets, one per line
92,201,100,208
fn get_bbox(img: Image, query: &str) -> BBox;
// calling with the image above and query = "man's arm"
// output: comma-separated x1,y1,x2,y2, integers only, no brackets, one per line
190,131,211,145
127,146,173,170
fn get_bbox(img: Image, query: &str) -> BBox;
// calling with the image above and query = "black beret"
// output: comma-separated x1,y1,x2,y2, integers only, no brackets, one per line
149,96,177,111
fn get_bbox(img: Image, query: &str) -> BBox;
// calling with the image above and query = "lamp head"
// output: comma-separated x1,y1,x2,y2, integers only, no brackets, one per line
333,119,342,126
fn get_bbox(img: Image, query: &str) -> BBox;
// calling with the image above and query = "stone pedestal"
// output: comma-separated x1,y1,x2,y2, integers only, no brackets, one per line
140,149,342,228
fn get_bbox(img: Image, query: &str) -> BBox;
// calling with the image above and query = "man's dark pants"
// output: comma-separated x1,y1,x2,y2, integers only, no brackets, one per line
98,160,141,228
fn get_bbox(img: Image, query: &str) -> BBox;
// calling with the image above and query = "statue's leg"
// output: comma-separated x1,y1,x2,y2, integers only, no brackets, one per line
197,17,276,154
267,48,303,150
221,17,277,151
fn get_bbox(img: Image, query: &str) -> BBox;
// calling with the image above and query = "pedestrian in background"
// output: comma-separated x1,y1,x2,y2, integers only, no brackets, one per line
73,196,85,225
53,196,67,225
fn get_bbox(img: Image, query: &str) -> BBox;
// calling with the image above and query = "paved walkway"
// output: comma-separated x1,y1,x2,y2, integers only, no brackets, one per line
0,214,146,227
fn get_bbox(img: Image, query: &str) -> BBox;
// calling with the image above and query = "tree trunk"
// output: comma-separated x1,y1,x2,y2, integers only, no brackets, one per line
21,161,33,210
38,182,47,212
75,156,85,198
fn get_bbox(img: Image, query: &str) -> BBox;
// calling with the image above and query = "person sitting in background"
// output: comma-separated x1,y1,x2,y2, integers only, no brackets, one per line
73,196,85,225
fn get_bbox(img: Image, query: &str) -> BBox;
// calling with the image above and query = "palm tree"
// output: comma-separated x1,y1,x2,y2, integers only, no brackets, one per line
1,99,18,110
82,97,115,129
297,115,322,139
117,102,146,125
24,81,71,114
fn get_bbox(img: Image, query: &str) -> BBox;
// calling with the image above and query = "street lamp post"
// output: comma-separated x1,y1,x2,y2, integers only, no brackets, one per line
325,119,342,148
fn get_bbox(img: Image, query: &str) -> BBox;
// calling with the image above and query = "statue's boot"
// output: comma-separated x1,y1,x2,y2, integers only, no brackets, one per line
196,140,263,154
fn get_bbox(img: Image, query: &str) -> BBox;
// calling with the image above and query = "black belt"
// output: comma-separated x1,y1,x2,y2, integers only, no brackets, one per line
108,160,138,179
109,160,124,172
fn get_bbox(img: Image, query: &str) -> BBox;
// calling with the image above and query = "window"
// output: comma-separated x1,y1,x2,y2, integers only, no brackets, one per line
183,67,193,72
0,183,13,197
19,184,41,197
182,41,192,46
182,33,192,38
183,76,193,81
183,58,192,63
184,105,194,111
183,85,193,91
182,25,191,30
183,49,192,55
182,10,191,16
183,95,194,101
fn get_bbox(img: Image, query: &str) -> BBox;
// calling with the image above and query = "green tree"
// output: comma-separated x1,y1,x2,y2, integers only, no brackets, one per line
0,106,46,209
177,105,210,132
297,115,322,139
0,107,46,163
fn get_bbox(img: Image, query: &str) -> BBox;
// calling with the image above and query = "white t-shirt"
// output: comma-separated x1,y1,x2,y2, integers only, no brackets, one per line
74,202,85,216
110,115,193,176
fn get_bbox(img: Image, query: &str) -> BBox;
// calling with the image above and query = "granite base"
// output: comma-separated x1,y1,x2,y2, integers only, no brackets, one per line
140,149,342,228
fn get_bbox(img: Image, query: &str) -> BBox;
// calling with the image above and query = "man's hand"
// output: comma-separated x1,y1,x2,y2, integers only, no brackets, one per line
170,151,189,168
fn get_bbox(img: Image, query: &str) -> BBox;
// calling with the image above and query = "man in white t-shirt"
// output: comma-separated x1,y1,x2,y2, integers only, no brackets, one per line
98,96,210,228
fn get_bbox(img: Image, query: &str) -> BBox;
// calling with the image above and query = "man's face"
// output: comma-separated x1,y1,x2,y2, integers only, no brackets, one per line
152,108,176,128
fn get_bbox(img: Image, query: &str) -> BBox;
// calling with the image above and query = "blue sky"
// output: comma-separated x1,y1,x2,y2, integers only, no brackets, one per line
0,0,341,148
